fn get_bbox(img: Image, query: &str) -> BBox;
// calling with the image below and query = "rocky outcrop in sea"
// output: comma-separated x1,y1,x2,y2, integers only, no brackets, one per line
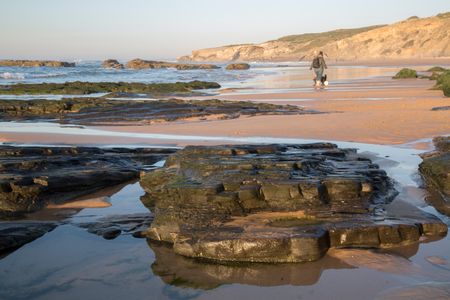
0,60,75,67
101,59,124,69
125,59,219,70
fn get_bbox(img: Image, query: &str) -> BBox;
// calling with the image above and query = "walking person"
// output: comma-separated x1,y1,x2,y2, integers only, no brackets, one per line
310,51,328,88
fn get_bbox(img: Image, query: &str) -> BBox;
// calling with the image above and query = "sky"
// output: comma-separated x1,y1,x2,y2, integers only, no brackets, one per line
1,0,449,60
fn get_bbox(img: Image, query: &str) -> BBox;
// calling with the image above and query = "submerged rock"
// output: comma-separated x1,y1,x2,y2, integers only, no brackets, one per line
0,221,57,255
0,146,175,215
125,59,219,70
140,144,447,263
420,136,450,215
226,63,251,70
77,213,154,240
101,59,124,69
0,60,75,68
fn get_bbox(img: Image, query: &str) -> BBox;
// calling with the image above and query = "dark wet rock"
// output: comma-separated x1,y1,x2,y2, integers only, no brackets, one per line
77,213,154,240
226,63,251,70
431,106,450,111
101,59,124,69
420,136,450,215
0,146,175,214
125,59,220,70
0,221,57,255
0,98,307,126
140,144,447,263
0,80,220,95
0,60,75,68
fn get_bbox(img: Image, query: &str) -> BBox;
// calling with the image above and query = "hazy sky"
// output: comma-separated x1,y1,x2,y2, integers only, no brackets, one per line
1,0,449,60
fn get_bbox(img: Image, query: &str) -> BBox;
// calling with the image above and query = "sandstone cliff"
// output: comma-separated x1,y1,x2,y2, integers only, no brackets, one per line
179,12,450,62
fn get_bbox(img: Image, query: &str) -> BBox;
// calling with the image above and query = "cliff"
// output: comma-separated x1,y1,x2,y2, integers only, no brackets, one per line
179,12,450,62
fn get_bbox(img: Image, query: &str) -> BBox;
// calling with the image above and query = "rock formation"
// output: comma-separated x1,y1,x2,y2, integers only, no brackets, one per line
226,63,251,70
140,144,447,263
179,12,450,61
0,98,307,126
101,59,124,69
0,146,175,215
420,136,450,215
0,60,75,67
0,80,221,95
125,59,219,70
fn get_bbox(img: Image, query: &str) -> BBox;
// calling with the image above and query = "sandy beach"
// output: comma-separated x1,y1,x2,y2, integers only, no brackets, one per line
3,65,448,148
99,82,450,146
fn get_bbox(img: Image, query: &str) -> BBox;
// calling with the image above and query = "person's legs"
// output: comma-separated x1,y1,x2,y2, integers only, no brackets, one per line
314,68,323,82
313,68,323,87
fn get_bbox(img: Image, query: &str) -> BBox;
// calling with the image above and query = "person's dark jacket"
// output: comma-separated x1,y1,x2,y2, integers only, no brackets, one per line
310,56,328,70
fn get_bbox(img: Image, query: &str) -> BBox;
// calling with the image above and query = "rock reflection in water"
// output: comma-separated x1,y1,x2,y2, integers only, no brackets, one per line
148,241,354,289
147,240,424,290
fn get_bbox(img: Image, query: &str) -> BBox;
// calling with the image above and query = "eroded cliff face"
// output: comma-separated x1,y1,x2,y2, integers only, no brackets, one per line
179,13,450,62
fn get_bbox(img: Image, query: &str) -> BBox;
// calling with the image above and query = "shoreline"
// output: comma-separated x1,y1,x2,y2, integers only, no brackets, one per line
0,62,449,148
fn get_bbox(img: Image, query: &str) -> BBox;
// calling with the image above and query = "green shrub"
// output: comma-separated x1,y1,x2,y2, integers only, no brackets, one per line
434,70,450,97
427,66,447,72
393,68,417,79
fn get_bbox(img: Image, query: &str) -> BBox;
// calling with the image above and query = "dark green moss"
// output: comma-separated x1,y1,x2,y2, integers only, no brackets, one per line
0,80,221,95
393,68,417,79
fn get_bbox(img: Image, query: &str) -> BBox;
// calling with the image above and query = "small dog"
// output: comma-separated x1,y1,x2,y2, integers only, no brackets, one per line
313,74,328,87
321,74,328,86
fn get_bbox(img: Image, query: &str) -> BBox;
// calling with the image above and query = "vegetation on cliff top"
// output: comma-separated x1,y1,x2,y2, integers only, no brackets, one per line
277,25,385,47
0,81,221,95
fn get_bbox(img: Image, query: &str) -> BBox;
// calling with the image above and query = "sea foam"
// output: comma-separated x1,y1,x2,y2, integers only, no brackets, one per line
0,72,25,80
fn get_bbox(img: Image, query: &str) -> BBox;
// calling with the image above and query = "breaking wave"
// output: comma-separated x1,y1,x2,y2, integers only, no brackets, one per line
0,72,65,80
1,72,25,80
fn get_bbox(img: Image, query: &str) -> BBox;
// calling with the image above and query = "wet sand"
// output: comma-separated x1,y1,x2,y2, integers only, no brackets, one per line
95,78,450,146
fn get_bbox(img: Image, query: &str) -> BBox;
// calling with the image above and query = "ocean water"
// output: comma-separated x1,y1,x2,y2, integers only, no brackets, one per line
0,60,284,86
0,60,410,101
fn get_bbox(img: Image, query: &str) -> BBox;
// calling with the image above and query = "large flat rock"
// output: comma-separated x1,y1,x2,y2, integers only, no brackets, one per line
140,144,447,263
